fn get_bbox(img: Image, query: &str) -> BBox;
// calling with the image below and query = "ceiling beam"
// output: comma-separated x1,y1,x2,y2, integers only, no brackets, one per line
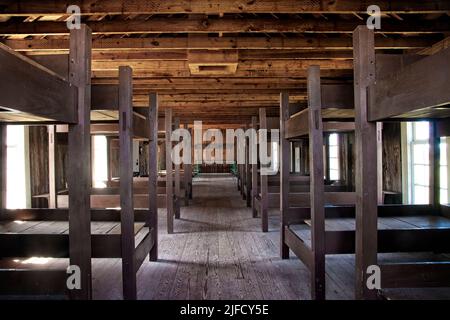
1,0,449,16
2,36,437,52
0,17,448,36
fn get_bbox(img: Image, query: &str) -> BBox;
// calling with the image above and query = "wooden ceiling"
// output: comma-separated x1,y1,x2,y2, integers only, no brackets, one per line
0,1,449,125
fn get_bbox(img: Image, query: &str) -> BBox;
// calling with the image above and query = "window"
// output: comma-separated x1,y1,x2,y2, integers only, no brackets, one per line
92,135,108,188
405,122,449,205
6,126,29,208
328,133,340,181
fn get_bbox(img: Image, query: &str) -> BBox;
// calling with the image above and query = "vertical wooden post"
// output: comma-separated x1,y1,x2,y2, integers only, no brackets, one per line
0,125,6,210
48,125,57,208
119,66,136,300
430,121,441,206
307,66,326,300
148,93,158,261
251,116,258,218
245,126,252,207
106,136,112,184
279,92,290,258
68,25,92,300
183,123,191,205
174,117,181,218
259,108,269,232
377,123,384,204
165,108,174,234
353,25,378,300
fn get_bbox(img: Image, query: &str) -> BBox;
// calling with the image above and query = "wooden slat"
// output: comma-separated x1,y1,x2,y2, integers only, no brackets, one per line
165,108,174,234
134,228,154,273
284,226,313,271
174,117,181,218
67,24,92,300
353,25,378,300
369,48,450,121
280,92,290,257
0,43,76,123
286,109,309,139
307,65,326,300
148,93,158,261
119,66,137,300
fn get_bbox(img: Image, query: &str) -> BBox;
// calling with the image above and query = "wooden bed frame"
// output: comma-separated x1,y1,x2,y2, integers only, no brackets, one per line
281,26,450,300
0,25,157,300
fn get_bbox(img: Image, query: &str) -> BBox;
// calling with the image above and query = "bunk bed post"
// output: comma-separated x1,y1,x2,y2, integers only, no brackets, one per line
165,108,174,234
149,93,158,261
251,116,258,218
307,66,326,300
188,125,193,199
174,117,181,218
48,125,57,208
67,24,92,300
245,126,252,207
183,123,191,205
377,124,384,204
118,66,136,300
259,108,269,232
279,92,290,258
0,125,6,210
430,121,441,207
353,26,378,300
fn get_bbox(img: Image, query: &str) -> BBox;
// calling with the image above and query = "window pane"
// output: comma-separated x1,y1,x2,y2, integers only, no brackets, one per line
413,185,429,204
441,189,448,204
414,122,429,140
413,164,429,186
413,144,429,165
329,133,338,145
441,166,448,189
330,169,339,181
329,146,339,158
441,141,447,165
330,158,339,170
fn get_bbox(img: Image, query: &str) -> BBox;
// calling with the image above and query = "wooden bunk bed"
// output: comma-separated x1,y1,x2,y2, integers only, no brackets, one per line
0,26,157,300
281,26,450,300
255,98,355,232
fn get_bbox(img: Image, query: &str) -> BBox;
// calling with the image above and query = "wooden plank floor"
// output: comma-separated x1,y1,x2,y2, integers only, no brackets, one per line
88,174,449,300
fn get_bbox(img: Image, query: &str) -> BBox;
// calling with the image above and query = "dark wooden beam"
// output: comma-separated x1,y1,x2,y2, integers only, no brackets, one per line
307,65,325,300
251,116,258,218
353,25,378,300
67,24,92,300
280,92,290,258
119,66,137,300
148,93,158,261
165,108,174,234
381,262,450,288
259,107,268,233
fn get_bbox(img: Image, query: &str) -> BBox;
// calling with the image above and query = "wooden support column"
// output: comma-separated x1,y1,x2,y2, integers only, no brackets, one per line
118,66,136,300
183,123,191,204
245,126,252,207
48,125,57,208
67,25,92,300
279,93,290,257
148,93,158,261
251,116,258,218
165,108,174,234
0,125,6,210
430,121,441,206
259,108,269,232
307,66,326,300
377,123,384,204
174,117,181,218
353,26,378,300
